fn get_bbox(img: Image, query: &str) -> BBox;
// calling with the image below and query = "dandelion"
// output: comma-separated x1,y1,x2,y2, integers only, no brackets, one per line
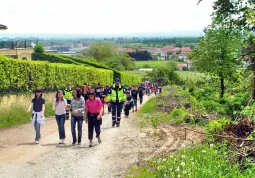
181,144,186,148
210,144,214,147
190,158,194,161
183,170,187,174
181,155,186,159
177,174,181,178
181,161,185,167
202,150,206,153
162,158,167,162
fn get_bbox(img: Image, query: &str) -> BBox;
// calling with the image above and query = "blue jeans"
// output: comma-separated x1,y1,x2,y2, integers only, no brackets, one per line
56,114,66,139
33,115,41,141
71,116,84,143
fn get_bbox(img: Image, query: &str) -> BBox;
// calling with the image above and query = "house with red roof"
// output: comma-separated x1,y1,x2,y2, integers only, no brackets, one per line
178,64,188,71
181,47,192,54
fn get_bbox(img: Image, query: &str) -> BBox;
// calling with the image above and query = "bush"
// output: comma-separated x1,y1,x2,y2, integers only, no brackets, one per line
31,53,141,85
0,55,113,93
206,117,231,134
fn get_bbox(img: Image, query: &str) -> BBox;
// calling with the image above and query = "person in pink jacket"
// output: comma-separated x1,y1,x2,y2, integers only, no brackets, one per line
85,90,103,147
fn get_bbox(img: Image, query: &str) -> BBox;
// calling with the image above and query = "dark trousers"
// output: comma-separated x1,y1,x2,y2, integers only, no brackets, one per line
107,102,112,113
139,96,143,105
111,102,123,124
66,100,71,119
71,116,83,143
124,104,131,116
88,113,102,140
55,114,66,139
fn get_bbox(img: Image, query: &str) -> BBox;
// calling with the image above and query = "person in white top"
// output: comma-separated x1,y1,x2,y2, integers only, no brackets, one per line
53,90,68,144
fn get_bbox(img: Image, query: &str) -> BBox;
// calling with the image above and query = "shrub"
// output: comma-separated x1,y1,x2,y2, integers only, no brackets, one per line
206,117,231,134
0,55,113,93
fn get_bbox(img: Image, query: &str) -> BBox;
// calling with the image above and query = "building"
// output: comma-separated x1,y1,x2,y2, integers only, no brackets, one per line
0,24,7,30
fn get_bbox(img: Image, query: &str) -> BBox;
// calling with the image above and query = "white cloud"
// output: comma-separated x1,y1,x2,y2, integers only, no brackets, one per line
0,0,214,34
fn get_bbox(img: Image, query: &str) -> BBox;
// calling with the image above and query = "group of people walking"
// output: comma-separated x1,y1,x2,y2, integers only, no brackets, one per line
26,78,160,147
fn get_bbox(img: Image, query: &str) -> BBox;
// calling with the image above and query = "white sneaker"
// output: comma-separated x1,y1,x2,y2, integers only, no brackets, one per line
35,141,39,144
62,139,65,144
89,141,93,147
59,139,62,144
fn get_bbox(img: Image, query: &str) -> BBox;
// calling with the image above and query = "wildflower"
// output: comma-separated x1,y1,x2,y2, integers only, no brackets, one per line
181,144,186,148
177,174,181,178
183,170,187,174
190,158,194,161
162,158,167,162
176,166,180,172
181,155,186,159
202,150,206,153
181,162,185,167
191,162,195,165
210,144,214,147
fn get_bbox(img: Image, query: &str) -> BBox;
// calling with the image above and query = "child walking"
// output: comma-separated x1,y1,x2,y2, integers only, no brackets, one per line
124,90,132,118
53,90,68,144
26,89,45,144
85,90,103,147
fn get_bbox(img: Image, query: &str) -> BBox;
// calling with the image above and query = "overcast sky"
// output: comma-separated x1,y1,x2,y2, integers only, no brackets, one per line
0,0,214,35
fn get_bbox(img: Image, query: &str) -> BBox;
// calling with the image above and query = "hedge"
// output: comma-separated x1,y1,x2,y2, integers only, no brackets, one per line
32,53,82,65
31,53,142,85
0,55,113,93
120,72,142,86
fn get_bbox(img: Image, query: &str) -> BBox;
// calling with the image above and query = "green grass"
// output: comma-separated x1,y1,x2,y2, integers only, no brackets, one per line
0,102,55,128
135,60,186,68
126,143,255,178
175,71,207,82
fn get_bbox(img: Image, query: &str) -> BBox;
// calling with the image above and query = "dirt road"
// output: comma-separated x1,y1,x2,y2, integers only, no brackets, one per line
0,96,203,178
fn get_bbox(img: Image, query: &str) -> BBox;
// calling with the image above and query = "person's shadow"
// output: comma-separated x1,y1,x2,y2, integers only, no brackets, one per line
17,142,36,146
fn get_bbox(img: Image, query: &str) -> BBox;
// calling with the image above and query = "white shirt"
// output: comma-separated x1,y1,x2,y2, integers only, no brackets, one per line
53,99,67,115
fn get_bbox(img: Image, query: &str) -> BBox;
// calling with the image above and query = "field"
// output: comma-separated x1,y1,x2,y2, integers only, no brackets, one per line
135,60,185,68
176,71,207,82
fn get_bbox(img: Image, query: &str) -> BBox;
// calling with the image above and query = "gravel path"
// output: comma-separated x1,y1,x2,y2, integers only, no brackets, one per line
0,96,156,178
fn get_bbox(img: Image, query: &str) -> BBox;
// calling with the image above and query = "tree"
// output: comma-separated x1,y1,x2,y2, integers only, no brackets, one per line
104,54,135,70
199,0,255,99
147,67,181,85
190,24,244,99
166,60,178,71
87,41,115,61
33,44,44,53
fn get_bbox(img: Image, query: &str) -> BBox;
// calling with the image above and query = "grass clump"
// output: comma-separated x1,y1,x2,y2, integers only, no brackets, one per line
0,102,54,128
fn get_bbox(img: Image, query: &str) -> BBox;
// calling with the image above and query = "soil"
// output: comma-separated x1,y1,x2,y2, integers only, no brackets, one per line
0,96,204,178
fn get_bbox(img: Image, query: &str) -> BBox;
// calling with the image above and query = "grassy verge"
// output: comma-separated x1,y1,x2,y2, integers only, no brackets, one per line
127,143,254,178
0,102,55,128
130,85,255,178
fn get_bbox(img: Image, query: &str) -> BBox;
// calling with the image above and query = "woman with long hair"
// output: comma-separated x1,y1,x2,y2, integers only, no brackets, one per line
53,90,68,144
26,89,45,144
69,88,85,145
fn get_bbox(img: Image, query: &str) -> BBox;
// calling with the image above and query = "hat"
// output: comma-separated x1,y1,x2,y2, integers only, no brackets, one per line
114,78,120,83
66,82,70,85
35,88,43,93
